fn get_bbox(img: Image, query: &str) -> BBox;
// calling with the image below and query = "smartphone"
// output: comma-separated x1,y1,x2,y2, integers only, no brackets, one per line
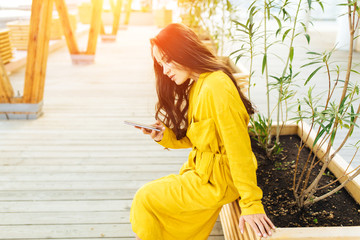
124,120,161,132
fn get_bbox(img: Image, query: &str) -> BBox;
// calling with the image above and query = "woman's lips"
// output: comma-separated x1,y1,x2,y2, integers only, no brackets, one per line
169,74,175,81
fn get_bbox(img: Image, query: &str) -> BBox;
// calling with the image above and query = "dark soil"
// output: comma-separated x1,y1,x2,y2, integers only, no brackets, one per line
252,135,360,227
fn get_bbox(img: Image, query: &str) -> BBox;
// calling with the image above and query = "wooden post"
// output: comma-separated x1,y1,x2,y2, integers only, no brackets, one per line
124,0,132,25
0,56,14,103
86,0,104,55
100,0,123,42
112,0,123,35
100,20,106,35
54,0,79,54
23,0,54,104
55,0,103,64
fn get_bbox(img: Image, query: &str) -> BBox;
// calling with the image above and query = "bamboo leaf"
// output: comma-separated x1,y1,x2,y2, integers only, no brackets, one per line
262,54,267,74
301,61,321,68
307,51,322,55
307,0,312,8
272,15,282,29
330,130,336,146
233,20,248,30
276,28,282,37
313,128,326,147
230,49,242,56
305,33,310,44
350,69,360,75
235,55,242,64
305,66,323,85
316,0,324,11
339,95,349,113
289,47,294,62
282,29,291,42
300,22,307,32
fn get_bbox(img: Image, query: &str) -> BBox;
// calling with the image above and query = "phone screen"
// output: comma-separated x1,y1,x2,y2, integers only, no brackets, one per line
124,120,161,132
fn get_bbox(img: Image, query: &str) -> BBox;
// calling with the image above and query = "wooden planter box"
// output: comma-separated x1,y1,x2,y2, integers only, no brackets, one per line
219,122,360,240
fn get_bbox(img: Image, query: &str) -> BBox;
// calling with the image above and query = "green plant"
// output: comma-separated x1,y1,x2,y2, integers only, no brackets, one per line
178,0,238,56
249,113,282,159
292,0,360,208
202,0,238,56
177,0,202,29
232,0,316,158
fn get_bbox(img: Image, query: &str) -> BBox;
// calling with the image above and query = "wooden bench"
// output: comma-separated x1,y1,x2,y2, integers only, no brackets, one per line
220,199,260,240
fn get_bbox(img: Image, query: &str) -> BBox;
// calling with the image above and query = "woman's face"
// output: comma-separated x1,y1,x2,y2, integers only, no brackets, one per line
152,45,192,85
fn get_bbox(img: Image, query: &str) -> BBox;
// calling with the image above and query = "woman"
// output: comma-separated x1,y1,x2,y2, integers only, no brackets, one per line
130,23,275,240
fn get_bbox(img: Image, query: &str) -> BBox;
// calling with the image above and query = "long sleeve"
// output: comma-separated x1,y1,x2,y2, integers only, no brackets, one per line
203,72,265,215
214,106,264,215
156,125,193,149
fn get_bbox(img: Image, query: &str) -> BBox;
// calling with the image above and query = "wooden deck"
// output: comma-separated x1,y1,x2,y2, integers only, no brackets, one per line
0,26,224,239
1,20,359,240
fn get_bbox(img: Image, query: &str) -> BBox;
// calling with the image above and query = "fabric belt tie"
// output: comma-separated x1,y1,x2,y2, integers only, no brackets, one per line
188,148,223,185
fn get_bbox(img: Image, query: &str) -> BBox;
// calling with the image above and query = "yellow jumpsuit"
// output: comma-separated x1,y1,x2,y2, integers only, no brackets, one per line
130,71,265,240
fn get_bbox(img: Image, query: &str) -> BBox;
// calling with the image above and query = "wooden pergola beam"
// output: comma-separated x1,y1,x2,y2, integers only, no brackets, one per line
54,0,79,54
23,0,54,104
56,0,103,63
100,0,123,41
112,0,123,35
86,0,104,55
124,0,132,25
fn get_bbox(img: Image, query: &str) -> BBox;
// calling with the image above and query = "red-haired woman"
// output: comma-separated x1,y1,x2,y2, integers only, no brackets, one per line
130,23,275,240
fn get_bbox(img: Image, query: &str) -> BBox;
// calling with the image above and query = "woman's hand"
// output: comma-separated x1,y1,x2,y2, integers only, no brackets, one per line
239,213,275,238
134,119,165,142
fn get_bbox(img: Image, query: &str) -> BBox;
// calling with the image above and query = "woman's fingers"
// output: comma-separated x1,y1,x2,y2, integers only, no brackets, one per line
239,214,276,238
150,129,157,138
134,120,165,142
239,216,245,234
259,217,273,236
247,218,262,238
265,215,276,229
254,218,268,238
134,127,151,135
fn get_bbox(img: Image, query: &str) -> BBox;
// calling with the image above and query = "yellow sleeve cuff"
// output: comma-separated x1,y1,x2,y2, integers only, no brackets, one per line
239,200,265,216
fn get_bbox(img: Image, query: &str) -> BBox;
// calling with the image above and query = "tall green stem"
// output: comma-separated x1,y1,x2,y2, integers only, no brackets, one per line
248,42,253,100
304,1,357,199
264,0,271,145
276,0,302,143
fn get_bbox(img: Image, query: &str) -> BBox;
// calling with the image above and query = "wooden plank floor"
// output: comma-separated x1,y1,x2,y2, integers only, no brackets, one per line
1,21,359,240
0,26,224,239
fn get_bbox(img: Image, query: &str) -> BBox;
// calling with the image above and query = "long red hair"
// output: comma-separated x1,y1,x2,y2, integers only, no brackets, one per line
150,23,254,139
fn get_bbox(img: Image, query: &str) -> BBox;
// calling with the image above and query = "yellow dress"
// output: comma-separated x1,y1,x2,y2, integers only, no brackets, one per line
130,71,265,240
